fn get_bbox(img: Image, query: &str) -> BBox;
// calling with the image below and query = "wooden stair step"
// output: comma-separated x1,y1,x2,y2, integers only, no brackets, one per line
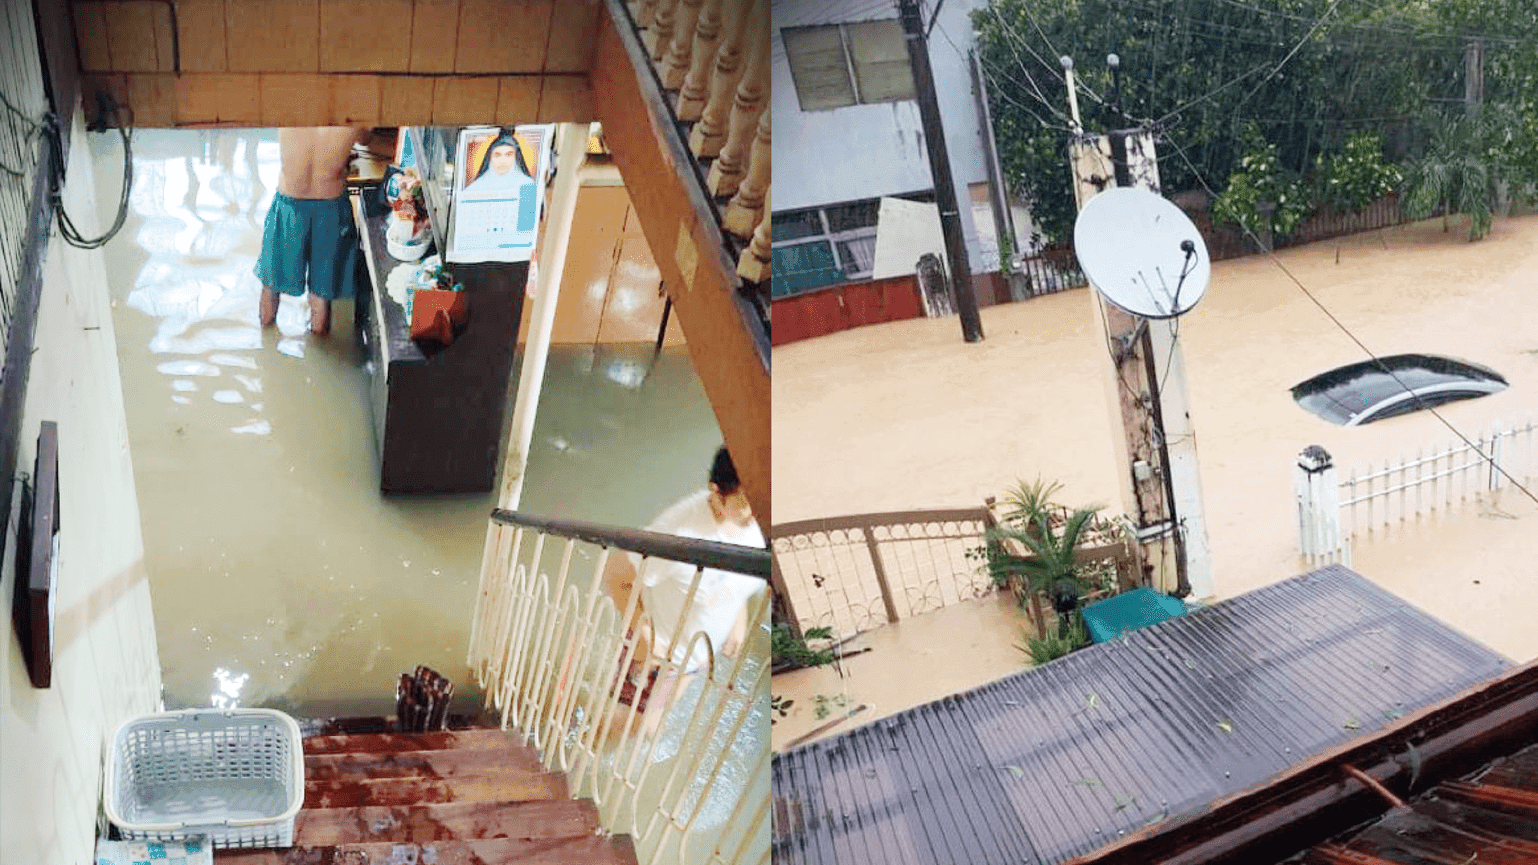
217,836,638,865
305,746,545,780
304,728,517,756
293,799,601,845
305,768,568,809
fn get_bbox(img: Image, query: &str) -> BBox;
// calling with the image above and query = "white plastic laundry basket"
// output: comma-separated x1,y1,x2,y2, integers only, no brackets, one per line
104,708,304,849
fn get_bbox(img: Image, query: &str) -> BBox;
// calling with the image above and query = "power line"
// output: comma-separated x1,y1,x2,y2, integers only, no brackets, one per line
934,15,1077,131
1234,0,1344,108
1157,126,1538,510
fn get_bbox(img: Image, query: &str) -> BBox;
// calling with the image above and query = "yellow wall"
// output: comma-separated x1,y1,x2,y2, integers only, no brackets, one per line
518,174,684,347
0,112,163,864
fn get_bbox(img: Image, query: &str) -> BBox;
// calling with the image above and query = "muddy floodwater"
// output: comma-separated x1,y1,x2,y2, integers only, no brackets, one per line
774,213,1538,666
94,129,724,717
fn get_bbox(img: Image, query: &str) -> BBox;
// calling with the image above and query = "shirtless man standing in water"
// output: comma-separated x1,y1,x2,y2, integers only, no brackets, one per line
254,127,370,335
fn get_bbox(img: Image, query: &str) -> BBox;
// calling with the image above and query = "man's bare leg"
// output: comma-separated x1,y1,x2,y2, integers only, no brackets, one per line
308,294,331,335
260,287,279,327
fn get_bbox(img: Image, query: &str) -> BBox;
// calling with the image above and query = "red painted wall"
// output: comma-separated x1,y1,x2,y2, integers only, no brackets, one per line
771,275,925,345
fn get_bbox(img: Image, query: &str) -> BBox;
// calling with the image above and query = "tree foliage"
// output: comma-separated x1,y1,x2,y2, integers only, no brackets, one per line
1400,106,1524,240
972,0,1538,244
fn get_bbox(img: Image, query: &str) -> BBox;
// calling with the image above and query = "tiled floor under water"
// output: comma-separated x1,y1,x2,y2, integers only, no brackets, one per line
93,128,729,718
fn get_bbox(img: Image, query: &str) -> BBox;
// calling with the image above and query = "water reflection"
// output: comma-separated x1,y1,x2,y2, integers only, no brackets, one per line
211,667,250,709
99,129,726,721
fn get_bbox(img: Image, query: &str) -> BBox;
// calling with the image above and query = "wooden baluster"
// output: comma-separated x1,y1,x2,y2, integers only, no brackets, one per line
705,6,767,196
737,189,770,283
662,0,705,89
647,0,680,61
676,0,727,108
690,0,760,154
633,0,657,28
723,110,769,237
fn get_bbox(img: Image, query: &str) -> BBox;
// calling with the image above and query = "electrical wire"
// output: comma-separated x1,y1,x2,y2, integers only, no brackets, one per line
1,84,134,250
54,122,132,250
1158,125,1538,510
54,98,133,250
934,16,1076,132
1234,0,1345,109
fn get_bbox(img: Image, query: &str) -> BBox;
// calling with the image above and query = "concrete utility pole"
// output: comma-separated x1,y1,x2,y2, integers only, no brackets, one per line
970,49,1019,283
898,0,984,343
1465,39,1485,113
1065,64,1213,599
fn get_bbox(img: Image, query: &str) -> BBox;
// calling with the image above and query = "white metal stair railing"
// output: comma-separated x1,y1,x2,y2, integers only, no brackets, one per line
469,508,771,865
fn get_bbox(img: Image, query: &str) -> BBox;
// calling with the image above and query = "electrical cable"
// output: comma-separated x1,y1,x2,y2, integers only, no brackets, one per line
52,97,134,250
935,17,1076,132
1159,126,1538,510
1233,0,1345,110
1,85,133,250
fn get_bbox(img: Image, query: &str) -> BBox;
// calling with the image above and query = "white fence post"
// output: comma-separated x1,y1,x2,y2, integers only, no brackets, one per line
1489,421,1505,491
1296,445,1346,566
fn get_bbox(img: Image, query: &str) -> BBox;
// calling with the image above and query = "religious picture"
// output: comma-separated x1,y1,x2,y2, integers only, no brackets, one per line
447,124,554,264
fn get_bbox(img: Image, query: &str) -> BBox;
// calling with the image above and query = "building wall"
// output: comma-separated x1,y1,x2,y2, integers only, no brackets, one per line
772,0,995,272
1,112,163,865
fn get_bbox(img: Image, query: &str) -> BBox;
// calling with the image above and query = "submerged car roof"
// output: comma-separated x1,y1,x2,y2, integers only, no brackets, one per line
1291,353,1507,426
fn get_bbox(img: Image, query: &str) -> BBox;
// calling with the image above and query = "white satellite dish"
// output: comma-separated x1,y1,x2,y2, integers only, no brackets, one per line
1073,187,1211,319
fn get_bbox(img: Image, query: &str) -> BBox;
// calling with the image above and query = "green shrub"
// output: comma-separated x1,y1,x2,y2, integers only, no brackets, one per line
1213,124,1312,241
1021,615,1088,665
1315,133,1401,213
771,625,835,670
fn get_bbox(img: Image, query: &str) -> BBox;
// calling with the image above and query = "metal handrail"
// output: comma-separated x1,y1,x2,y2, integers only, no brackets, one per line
490,508,770,578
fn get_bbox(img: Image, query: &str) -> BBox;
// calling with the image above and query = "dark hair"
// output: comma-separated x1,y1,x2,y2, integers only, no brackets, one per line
709,447,740,494
473,129,531,182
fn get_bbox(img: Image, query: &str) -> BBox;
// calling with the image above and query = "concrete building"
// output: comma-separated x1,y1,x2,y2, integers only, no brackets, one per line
772,0,1025,334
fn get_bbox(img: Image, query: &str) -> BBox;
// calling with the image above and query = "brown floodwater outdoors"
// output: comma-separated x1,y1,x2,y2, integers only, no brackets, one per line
93,128,726,718
774,212,1538,670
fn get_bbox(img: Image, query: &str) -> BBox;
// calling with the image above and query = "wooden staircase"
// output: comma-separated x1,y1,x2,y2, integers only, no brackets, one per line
222,726,637,865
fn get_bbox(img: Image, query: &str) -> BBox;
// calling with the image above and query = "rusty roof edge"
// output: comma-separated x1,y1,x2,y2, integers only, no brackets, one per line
1060,658,1538,865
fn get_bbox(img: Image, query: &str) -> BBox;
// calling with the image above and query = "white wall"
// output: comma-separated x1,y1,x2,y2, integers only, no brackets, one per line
1,112,163,865
772,0,997,273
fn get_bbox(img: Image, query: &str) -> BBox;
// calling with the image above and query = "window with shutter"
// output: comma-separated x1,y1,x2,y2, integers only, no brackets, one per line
847,20,916,104
782,20,913,112
783,25,857,111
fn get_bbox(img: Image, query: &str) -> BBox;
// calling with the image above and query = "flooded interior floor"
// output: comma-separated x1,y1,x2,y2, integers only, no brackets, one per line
91,128,727,718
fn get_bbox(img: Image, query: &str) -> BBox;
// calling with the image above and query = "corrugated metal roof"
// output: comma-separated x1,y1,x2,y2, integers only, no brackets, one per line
772,566,1512,865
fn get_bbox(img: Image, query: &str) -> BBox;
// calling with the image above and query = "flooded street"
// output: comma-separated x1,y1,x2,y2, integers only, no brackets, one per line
93,129,724,717
774,214,1538,663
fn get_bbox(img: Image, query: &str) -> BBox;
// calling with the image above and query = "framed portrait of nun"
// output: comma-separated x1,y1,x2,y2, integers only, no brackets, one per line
447,124,554,263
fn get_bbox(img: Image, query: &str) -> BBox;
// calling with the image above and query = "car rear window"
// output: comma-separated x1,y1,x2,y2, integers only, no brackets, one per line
1292,354,1507,426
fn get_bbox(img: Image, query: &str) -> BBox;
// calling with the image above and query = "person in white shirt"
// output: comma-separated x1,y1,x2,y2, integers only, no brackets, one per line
602,448,765,726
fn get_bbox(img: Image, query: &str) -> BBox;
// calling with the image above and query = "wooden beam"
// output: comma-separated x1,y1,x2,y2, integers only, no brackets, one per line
591,0,770,529
1060,659,1538,865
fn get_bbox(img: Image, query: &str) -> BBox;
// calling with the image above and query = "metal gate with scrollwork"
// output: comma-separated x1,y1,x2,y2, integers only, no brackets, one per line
770,508,995,639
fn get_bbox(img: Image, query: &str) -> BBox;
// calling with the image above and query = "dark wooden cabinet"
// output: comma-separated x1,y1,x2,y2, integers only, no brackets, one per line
351,194,525,494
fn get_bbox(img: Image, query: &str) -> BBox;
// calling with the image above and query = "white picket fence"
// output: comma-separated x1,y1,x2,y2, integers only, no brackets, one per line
1297,419,1538,566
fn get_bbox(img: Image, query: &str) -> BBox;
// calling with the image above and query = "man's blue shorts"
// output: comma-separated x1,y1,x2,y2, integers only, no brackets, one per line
254,192,359,300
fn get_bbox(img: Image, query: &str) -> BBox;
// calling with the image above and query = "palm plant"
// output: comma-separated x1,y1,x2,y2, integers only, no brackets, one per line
998,477,1064,527
980,477,1063,598
989,499,1105,639
1401,108,1517,241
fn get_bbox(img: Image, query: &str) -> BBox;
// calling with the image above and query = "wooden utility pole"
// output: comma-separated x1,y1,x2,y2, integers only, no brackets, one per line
1066,61,1212,597
898,0,984,342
